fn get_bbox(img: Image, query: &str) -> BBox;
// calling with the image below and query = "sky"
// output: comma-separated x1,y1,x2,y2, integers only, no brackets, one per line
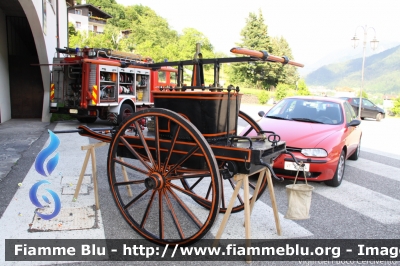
115,0,400,75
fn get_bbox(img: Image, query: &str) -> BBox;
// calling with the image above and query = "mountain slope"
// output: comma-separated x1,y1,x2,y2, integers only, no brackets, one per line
305,45,400,94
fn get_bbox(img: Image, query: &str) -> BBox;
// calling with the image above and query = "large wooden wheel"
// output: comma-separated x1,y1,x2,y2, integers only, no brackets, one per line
107,108,221,246
181,110,268,213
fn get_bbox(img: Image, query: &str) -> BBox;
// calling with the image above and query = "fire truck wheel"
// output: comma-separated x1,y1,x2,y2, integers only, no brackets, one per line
118,103,134,124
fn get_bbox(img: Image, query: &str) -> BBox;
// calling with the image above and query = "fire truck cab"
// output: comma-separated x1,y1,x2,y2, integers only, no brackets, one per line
50,47,177,124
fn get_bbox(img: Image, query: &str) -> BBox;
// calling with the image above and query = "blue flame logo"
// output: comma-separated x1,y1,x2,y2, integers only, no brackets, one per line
29,180,61,220
35,130,60,177
30,130,61,220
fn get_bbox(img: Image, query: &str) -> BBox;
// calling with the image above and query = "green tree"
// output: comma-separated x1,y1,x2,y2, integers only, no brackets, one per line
229,10,272,89
69,25,115,49
176,28,214,60
275,83,290,100
87,0,125,27
228,10,298,89
69,30,88,48
69,2,216,64
68,22,77,37
356,90,368,99
124,6,179,62
104,24,125,50
391,96,400,116
270,36,299,85
297,79,311,96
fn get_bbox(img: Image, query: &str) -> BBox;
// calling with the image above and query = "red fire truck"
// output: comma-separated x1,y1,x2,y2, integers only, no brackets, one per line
50,47,177,124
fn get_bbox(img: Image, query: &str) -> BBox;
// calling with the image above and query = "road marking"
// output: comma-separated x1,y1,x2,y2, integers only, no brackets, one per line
180,178,313,239
347,158,400,182
361,147,400,161
210,197,314,239
313,180,400,224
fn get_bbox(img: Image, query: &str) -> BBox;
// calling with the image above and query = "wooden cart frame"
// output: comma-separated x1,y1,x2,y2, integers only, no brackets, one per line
57,45,304,247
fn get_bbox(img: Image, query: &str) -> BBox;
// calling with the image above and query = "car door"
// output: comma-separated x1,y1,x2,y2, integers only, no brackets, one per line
362,99,377,118
343,102,360,156
350,98,361,117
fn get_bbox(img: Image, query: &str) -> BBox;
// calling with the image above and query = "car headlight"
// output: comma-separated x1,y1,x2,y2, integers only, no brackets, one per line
301,149,328,157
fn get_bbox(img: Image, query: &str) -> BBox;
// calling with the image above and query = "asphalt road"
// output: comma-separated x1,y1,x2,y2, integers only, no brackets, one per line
1,104,400,266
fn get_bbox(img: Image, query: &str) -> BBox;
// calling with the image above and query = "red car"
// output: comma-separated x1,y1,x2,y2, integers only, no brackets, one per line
250,96,362,187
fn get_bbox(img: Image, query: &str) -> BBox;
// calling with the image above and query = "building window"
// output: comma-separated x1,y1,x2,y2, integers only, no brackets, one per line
75,9,82,15
76,22,81,29
88,11,92,17
88,25,93,31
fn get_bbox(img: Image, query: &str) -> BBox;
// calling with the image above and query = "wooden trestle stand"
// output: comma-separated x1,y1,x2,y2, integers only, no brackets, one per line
213,166,281,263
73,142,107,210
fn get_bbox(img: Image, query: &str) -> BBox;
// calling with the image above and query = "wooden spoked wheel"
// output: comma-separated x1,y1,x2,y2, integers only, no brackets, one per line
181,110,268,213
238,110,263,137
107,108,221,246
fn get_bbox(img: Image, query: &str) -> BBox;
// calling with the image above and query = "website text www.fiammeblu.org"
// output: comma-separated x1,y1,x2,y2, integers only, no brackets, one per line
6,239,400,262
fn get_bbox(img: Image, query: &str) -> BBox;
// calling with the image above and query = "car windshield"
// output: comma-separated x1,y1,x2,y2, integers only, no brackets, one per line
266,98,343,125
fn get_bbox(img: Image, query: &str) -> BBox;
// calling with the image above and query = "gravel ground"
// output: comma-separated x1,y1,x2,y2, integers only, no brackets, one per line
241,94,261,105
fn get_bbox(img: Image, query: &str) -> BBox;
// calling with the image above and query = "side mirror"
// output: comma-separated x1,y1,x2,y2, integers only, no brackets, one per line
258,111,265,117
347,119,361,127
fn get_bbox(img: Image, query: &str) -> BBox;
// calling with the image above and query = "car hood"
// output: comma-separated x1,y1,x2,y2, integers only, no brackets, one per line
257,118,342,148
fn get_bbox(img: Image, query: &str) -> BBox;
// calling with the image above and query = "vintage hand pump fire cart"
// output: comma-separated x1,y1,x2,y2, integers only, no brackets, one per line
57,44,304,246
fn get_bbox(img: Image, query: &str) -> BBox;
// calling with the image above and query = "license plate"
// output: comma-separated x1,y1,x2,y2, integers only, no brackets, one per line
69,109,78,114
284,161,310,171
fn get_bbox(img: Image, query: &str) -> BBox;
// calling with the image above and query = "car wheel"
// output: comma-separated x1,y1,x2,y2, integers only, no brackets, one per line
325,150,346,187
376,113,382,121
349,138,361,160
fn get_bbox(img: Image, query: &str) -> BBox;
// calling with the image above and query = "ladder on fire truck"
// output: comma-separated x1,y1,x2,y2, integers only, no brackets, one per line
56,47,153,65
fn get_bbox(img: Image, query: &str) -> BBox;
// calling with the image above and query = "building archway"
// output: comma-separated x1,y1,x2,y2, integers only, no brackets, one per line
0,0,68,123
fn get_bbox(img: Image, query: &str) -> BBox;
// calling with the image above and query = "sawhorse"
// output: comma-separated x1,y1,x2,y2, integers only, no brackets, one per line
73,142,133,210
213,166,281,263
73,142,107,210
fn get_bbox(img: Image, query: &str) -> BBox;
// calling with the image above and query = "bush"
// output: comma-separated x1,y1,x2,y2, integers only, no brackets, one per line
286,89,298,97
297,79,311,96
391,96,400,116
258,90,270,104
275,83,292,100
